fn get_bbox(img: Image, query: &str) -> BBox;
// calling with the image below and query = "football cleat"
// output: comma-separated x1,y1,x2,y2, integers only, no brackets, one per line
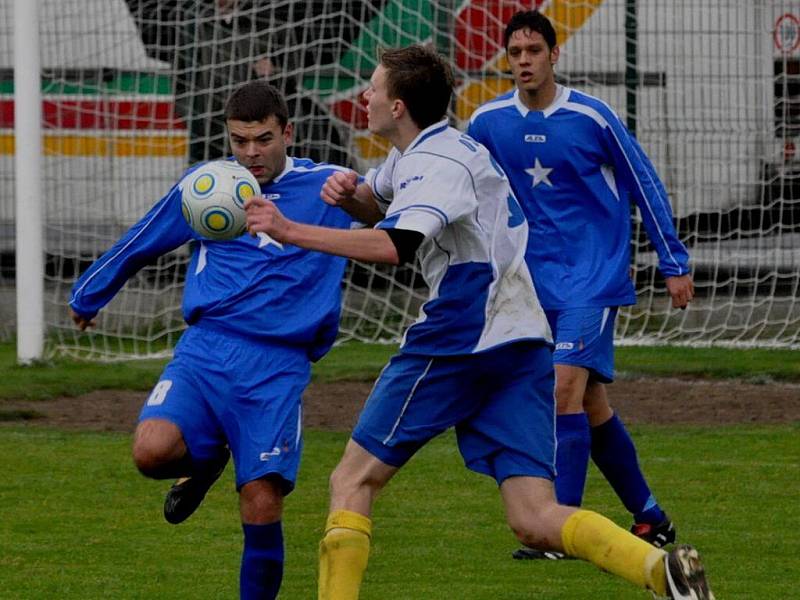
512,547,576,560
632,516,676,548
163,448,230,525
663,544,715,600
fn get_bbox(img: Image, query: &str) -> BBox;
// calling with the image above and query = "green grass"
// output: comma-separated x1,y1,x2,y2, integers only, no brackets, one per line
0,424,797,598
0,341,398,401
0,344,166,400
1,341,798,401
616,345,800,382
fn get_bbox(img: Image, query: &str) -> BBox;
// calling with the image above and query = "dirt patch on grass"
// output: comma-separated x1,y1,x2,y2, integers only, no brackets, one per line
1,377,798,433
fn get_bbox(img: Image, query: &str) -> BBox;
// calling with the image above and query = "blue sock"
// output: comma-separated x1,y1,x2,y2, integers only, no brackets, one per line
241,522,284,600
590,414,666,524
554,413,591,507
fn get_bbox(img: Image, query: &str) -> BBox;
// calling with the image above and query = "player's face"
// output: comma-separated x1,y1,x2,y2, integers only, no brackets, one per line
506,28,559,93
227,116,293,184
363,65,397,137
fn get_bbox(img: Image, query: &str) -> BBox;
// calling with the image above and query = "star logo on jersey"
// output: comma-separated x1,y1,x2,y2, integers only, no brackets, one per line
257,232,284,250
525,158,554,188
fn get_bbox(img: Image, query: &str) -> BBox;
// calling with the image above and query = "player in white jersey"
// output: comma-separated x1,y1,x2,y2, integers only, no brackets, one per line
468,10,693,560
245,45,713,600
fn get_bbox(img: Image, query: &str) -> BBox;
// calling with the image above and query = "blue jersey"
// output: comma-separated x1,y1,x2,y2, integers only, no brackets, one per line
70,157,353,361
367,120,551,355
467,86,690,309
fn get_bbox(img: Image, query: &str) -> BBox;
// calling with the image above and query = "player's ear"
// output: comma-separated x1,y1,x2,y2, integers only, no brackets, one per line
282,122,293,145
550,45,560,66
391,98,405,120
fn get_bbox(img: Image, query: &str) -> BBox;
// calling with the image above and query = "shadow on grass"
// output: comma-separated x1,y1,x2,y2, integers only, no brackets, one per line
0,409,44,422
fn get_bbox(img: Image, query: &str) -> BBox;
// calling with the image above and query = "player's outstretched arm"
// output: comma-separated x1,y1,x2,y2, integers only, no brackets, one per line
665,274,695,309
245,196,400,264
321,171,384,226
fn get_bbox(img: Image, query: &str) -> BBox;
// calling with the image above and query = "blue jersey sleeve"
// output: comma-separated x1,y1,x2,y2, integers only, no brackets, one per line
69,184,194,319
465,117,483,145
603,116,690,278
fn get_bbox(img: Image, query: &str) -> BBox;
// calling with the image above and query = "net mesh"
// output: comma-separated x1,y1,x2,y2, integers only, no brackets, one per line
0,0,797,358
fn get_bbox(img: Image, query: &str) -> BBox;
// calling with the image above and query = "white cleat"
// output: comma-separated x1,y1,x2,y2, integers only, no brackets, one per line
663,544,715,600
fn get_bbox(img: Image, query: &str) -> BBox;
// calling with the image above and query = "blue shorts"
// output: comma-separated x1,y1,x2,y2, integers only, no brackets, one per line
352,342,556,485
544,307,617,383
139,324,311,492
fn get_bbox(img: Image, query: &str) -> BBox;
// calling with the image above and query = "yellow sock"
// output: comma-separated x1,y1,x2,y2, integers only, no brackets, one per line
561,509,667,596
318,510,372,600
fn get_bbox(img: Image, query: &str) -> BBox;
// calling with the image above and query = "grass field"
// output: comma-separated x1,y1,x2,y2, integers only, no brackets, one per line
1,341,799,400
1,342,799,598
1,425,798,598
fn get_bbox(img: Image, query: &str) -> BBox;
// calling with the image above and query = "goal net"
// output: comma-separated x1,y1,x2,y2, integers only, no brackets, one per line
1,0,798,360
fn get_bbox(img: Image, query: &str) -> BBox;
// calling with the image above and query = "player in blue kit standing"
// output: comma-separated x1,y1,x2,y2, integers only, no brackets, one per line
245,45,713,600
69,81,352,599
467,10,695,560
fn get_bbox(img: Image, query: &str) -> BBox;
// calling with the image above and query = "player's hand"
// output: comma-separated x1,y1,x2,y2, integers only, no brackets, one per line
252,57,274,78
216,0,237,15
69,308,96,331
665,274,694,309
321,171,359,207
245,196,290,242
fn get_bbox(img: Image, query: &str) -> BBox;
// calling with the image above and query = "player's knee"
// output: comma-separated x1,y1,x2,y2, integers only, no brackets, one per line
507,505,559,550
328,462,383,499
131,420,185,478
509,518,550,549
240,478,284,523
555,380,584,414
131,442,174,478
328,463,354,496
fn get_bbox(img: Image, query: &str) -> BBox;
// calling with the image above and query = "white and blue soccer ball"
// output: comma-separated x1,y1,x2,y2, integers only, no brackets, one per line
179,160,259,240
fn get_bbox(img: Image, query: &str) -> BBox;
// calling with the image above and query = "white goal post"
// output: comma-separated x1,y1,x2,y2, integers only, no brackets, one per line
2,0,799,362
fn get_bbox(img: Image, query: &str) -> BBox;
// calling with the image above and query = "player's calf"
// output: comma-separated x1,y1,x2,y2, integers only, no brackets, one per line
163,447,230,524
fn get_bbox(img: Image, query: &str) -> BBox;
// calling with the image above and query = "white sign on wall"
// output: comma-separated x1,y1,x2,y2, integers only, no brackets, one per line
775,13,800,54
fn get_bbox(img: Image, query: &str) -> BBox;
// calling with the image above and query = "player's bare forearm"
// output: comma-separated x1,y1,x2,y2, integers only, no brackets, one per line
338,183,384,225
285,222,399,264
321,172,384,225
665,274,695,309
246,196,399,264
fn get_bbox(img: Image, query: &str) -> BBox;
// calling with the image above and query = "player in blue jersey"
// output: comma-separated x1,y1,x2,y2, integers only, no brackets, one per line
245,45,713,600
68,81,352,599
467,10,695,560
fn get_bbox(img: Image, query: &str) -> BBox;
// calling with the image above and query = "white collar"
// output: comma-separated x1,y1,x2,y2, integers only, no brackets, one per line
513,84,569,118
404,119,450,153
272,156,294,183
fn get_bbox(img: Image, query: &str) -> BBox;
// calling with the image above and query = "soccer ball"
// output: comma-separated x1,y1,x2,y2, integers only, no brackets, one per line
179,160,259,240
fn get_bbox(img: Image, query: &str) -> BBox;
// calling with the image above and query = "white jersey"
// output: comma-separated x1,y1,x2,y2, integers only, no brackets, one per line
367,120,551,355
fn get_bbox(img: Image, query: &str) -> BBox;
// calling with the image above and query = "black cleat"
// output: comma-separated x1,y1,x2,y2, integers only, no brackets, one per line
512,547,576,560
632,516,676,548
664,544,715,600
163,449,230,525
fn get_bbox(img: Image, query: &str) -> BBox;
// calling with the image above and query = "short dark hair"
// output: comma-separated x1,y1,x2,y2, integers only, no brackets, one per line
379,45,454,130
224,81,289,128
503,10,557,50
